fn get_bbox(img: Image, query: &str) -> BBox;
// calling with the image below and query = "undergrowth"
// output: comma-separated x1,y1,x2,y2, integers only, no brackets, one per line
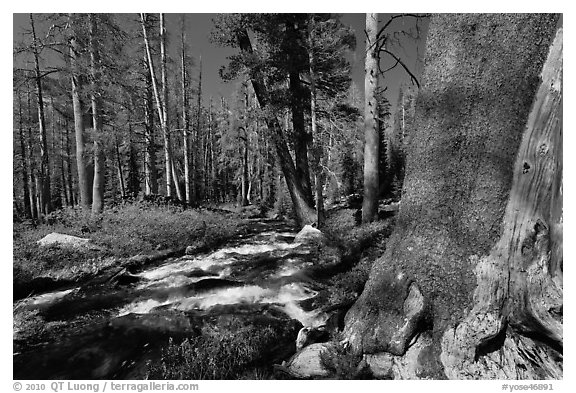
319,341,372,379
321,208,394,304
146,319,290,380
13,203,245,284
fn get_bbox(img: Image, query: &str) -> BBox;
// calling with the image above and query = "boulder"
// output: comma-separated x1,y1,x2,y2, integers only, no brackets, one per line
37,232,91,249
296,326,330,350
285,342,332,378
294,225,327,245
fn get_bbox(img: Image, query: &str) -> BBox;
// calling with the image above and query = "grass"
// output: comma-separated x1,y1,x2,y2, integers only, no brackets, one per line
13,306,68,347
13,202,246,286
146,318,294,380
319,208,395,306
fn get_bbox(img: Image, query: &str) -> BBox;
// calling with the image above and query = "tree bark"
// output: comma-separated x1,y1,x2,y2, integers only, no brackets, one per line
236,28,316,227
69,15,93,210
90,14,105,214
361,13,380,223
344,14,562,379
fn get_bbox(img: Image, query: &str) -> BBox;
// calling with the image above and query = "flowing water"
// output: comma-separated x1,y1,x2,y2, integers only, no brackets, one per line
14,219,330,379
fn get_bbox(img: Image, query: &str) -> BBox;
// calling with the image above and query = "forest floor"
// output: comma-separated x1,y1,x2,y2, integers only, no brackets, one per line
13,200,395,379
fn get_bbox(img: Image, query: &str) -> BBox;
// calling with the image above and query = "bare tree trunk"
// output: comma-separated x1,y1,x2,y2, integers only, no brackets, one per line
308,17,325,227
26,86,38,220
48,97,65,209
194,55,203,201
143,55,158,195
90,14,105,214
344,14,562,379
171,157,183,200
141,13,172,197
361,13,380,223
64,117,74,206
58,112,69,207
241,128,249,207
159,13,173,197
70,14,93,210
114,132,126,199
236,29,316,226
30,13,51,216
209,98,216,201
17,89,32,218
127,119,140,197
181,15,191,205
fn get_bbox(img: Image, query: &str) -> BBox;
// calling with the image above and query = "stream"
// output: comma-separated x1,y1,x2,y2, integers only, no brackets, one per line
13,219,334,379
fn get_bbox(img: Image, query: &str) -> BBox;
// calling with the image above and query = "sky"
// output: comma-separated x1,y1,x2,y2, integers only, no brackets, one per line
12,13,428,109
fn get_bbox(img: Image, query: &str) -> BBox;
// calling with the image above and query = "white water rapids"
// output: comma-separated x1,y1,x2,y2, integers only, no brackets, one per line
117,227,326,327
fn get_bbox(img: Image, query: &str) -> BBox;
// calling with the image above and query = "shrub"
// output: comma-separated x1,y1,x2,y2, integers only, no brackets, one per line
319,341,371,379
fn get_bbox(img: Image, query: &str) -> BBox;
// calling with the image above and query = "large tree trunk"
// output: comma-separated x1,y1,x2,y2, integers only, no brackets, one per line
90,14,105,215
344,14,562,379
236,29,316,227
285,17,313,206
30,13,51,216
69,15,93,210
361,13,380,223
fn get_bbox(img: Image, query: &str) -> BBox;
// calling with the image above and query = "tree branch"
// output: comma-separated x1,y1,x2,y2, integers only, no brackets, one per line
379,48,421,88
376,13,431,42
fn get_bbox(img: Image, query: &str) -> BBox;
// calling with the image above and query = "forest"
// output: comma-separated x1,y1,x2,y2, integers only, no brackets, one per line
13,13,562,381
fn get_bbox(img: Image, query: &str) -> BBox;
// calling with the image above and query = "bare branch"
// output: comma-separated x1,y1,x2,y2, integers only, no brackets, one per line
380,58,400,74
379,48,421,88
376,13,431,42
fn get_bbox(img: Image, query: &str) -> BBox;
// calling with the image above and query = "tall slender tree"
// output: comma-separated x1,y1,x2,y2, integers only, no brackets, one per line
89,13,105,214
29,13,51,215
16,88,32,218
143,53,158,195
194,55,203,201
181,15,192,205
141,13,172,197
361,13,380,223
69,14,93,210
